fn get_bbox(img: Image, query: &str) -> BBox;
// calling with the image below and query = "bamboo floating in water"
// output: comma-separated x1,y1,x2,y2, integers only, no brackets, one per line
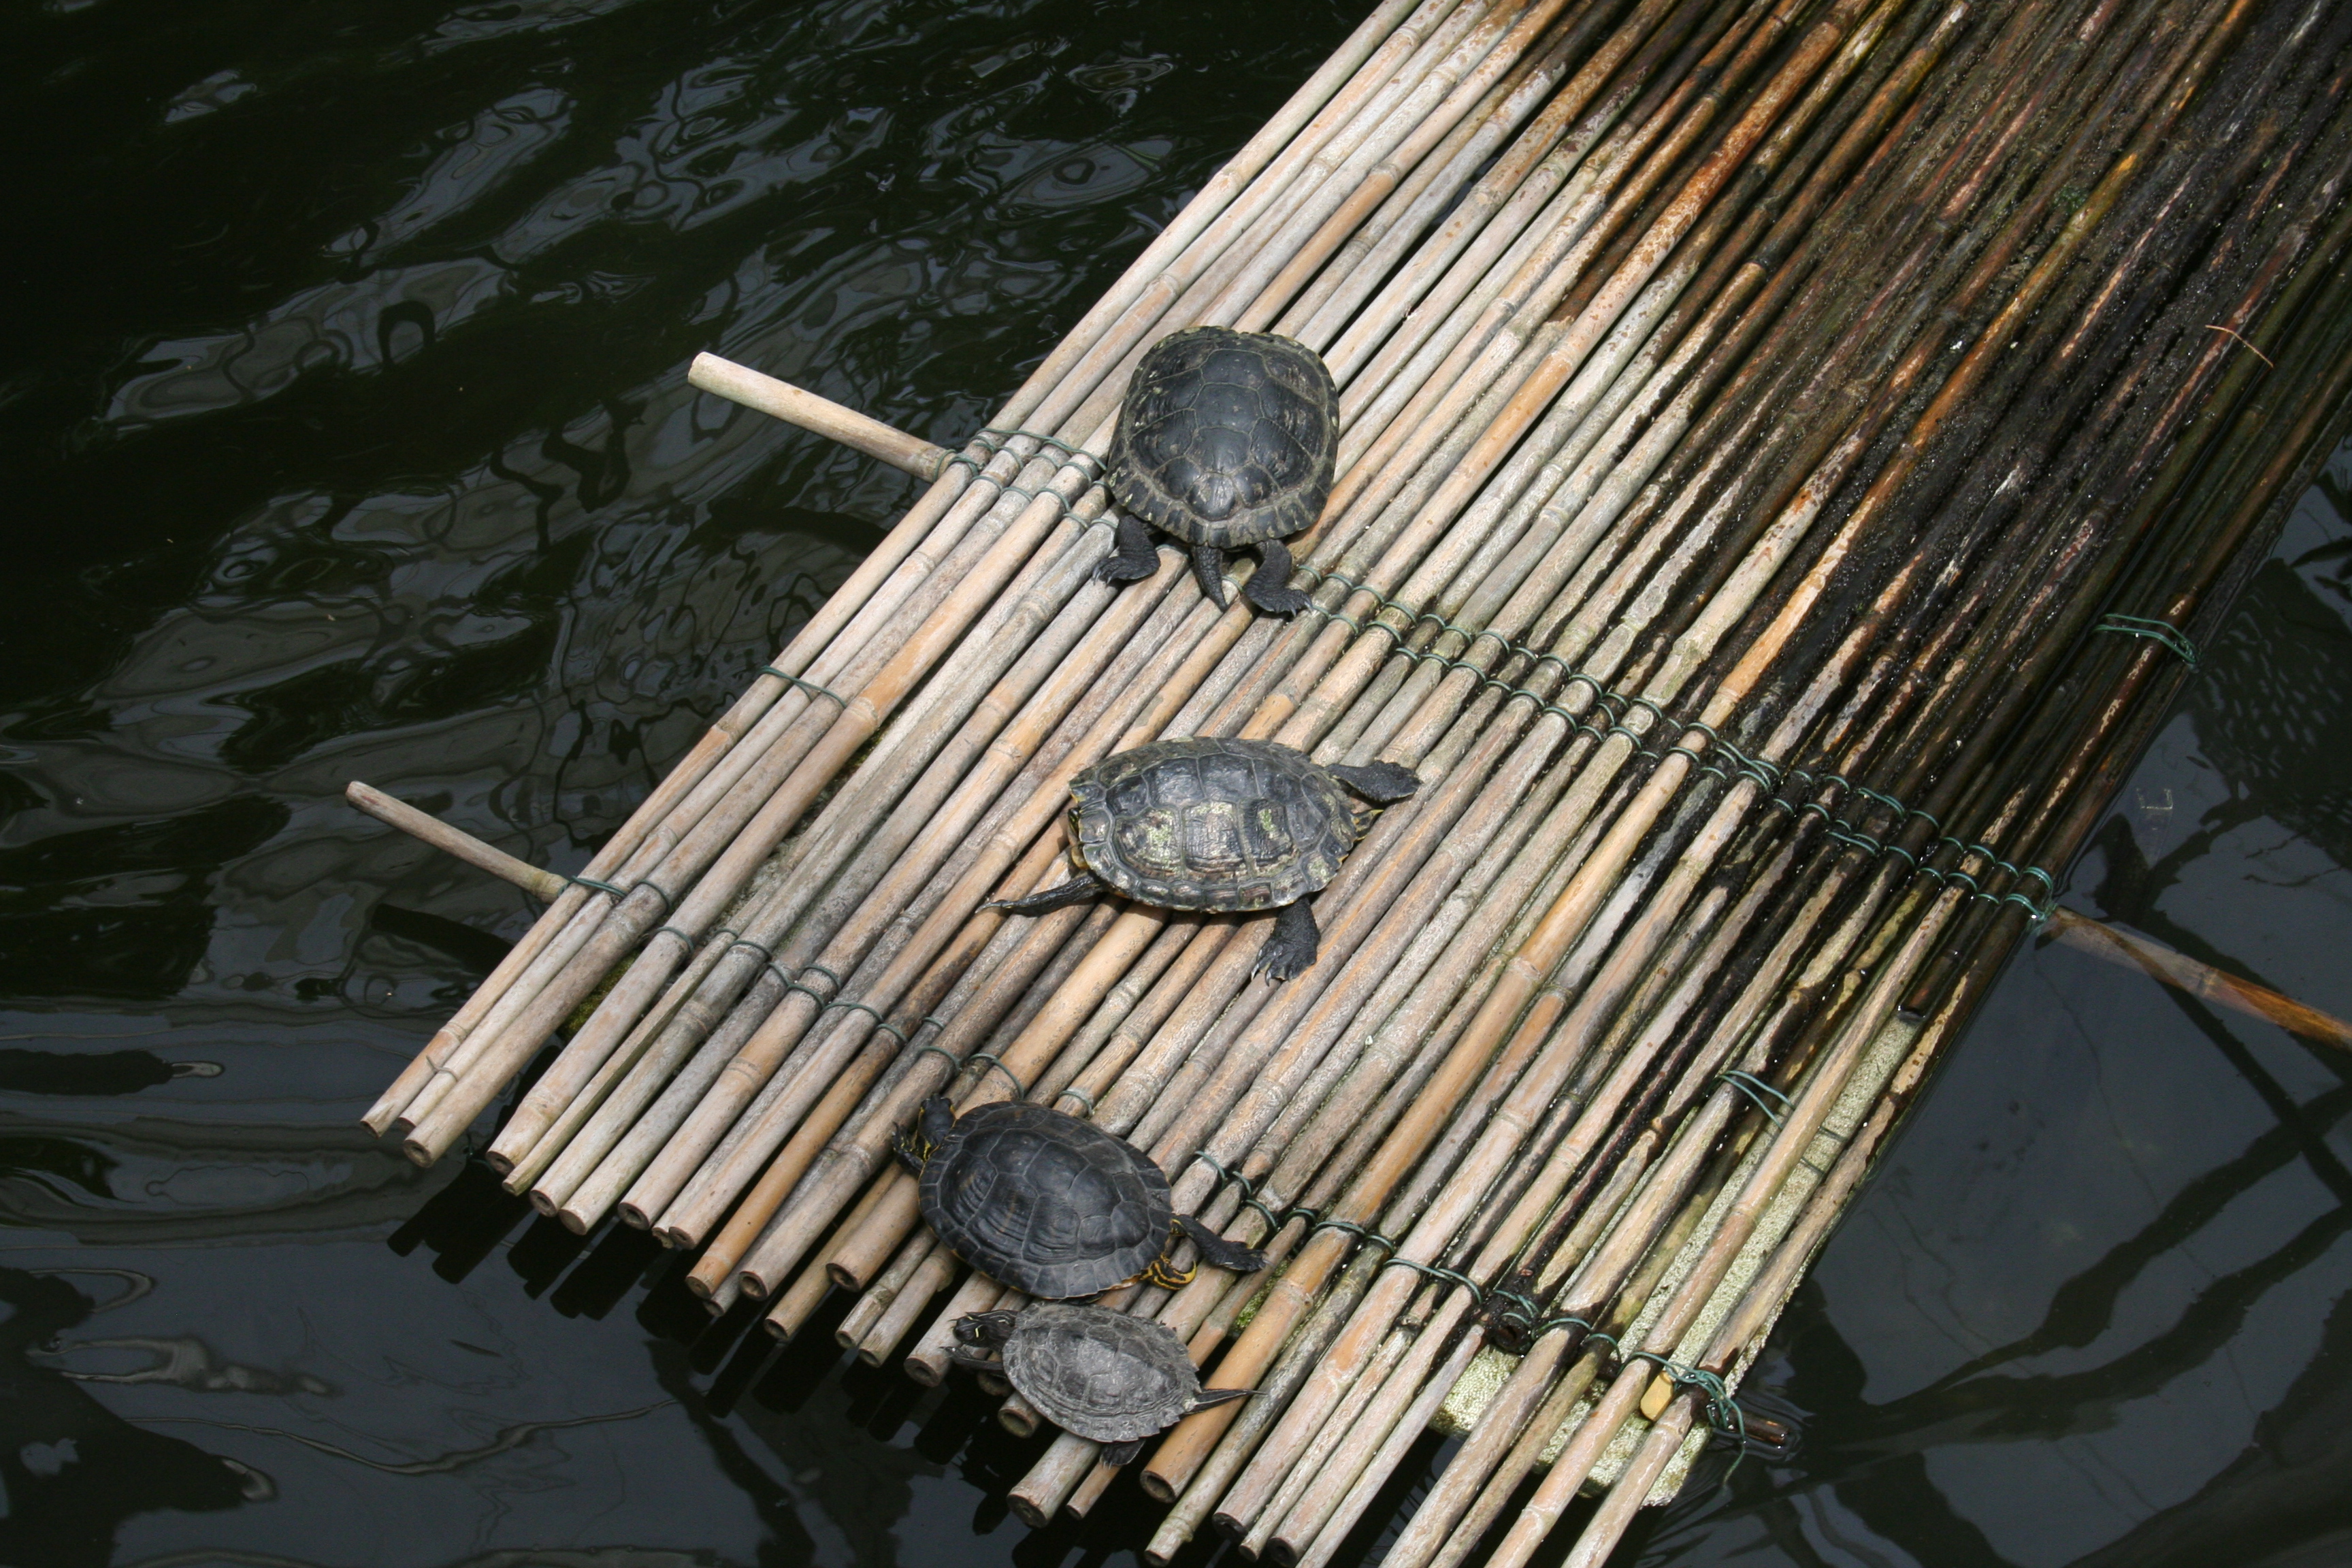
353,0,2352,1554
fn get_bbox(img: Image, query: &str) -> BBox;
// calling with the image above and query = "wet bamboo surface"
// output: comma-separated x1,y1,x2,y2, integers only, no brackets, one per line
358,0,2352,1561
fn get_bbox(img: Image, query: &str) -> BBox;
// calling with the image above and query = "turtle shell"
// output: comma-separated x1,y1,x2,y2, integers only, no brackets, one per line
1068,737,1356,911
999,1303,1205,1443
1107,326,1339,549
920,1102,1173,1298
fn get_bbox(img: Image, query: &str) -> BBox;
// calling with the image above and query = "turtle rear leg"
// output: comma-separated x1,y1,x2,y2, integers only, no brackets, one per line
1241,536,1311,615
947,1348,1002,1375
1094,512,1160,587
1326,759,1422,803
1254,897,1319,981
1102,1438,1147,1467
982,869,1107,915
1189,544,1231,610
1176,1213,1268,1275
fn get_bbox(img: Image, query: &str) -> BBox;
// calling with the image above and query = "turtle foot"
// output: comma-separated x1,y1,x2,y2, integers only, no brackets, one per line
1326,759,1422,803
1242,538,1311,615
1252,898,1319,981
1095,512,1160,586
1177,1213,1269,1275
1102,1438,1145,1467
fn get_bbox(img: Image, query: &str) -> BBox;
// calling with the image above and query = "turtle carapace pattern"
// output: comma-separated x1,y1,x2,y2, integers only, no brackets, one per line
895,1097,1266,1299
1096,326,1339,617
981,736,1421,982
951,1305,1253,1466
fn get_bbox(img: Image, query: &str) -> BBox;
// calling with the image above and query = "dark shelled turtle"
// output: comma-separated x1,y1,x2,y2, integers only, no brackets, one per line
982,736,1420,981
951,1303,1252,1465
896,1097,1265,1298
1096,325,1339,616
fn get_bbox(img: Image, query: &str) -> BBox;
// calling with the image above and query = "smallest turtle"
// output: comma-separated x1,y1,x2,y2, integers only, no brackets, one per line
953,1304,1252,1465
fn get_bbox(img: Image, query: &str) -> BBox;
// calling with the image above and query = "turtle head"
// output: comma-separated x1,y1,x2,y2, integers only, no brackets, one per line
952,1310,1019,1348
894,1096,958,1173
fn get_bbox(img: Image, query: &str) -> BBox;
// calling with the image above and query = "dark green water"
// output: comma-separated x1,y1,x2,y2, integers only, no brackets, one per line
4,3,2349,1565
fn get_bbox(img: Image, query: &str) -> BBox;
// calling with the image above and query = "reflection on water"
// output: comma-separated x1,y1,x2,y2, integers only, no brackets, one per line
2,1,2349,1565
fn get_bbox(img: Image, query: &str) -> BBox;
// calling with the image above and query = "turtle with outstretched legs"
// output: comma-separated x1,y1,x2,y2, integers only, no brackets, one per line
951,1305,1253,1465
1095,325,1339,616
983,736,1420,981
896,1097,1266,1296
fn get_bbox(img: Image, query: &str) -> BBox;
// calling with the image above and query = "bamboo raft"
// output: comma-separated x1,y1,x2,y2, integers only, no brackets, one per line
352,0,2352,1561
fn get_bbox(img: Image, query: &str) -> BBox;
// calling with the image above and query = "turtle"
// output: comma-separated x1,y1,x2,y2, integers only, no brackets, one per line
1094,325,1339,617
981,736,1421,981
951,1303,1252,1465
896,1096,1267,1298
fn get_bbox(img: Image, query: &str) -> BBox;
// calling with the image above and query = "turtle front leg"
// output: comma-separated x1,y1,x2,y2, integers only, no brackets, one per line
1176,1213,1268,1275
1254,897,1320,981
947,1348,1002,1375
1188,543,1231,610
1241,536,1311,615
982,869,1107,915
1102,1438,1147,1467
1094,512,1160,587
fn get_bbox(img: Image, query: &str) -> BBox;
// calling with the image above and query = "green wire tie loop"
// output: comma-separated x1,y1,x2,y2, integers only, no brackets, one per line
1056,1085,1097,1115
1191,1151,1256,1198
966,1052,1027,1098
1526,1313,1596,1339
1384,1256,1483,1303
911,1043,960,1073
567,874,630,898
975,427,1105,469
2095,612,2201,669
761,667,846,707
1620,1350,1750,1448
728,935,775,962
1720,1071,1793,1127
1241,1196,1285,1229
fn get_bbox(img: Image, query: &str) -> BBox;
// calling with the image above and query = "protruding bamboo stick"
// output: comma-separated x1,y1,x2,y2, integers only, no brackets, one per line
688,353,948,479
2045,906,2352,1049
345,782,569,902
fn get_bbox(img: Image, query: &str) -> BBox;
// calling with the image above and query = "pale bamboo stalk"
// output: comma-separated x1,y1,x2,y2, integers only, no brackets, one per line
858,1247,957,1365
1288,1323,1488,1568
344,782,568,900
2047,906,2352,1048
687,355,947,477
835,1230,931,1351
760,1252,835,1343
1480,900,1967,1568
397,448,1072,1157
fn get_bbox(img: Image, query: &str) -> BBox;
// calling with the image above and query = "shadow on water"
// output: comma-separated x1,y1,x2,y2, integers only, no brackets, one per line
2,0,2349,1565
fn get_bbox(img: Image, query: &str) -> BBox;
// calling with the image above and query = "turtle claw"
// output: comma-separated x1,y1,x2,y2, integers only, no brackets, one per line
1253,898,1319,981
1102,1438,1146,1467
1242,538,1311,616
1096,512,1160,586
